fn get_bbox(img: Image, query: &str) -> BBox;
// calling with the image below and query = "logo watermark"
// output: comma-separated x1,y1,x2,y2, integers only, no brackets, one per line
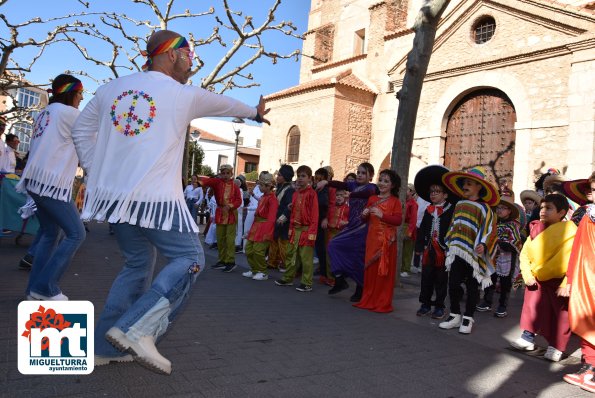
18,301,94,375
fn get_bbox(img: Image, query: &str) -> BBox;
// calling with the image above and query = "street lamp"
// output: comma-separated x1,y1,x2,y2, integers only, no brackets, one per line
231,117,244,177
190,129,201,176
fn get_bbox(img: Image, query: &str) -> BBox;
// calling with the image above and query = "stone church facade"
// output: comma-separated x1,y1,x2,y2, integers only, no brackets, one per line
260,0,595,194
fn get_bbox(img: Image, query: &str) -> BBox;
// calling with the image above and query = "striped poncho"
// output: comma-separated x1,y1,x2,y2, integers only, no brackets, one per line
445,200,498,287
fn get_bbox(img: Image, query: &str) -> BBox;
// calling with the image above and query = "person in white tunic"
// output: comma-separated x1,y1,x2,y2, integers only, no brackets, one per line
72,30,269,374
16,74,86,301
183,174,204,222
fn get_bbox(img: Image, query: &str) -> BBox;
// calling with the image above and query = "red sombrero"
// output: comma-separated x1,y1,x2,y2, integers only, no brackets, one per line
442,166,500,206
561,179,590,206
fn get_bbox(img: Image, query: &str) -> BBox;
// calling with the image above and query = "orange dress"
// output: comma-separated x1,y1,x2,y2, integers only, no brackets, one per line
355,195,403,313
567,213,595,347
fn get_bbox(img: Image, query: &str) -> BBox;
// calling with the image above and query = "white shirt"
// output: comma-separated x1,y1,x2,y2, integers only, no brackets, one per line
184,184,204,203
72,71,257,232
16,103,80,200
0,143,16,173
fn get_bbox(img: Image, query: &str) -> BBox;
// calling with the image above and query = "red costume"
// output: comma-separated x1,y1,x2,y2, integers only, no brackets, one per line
289,185,319,246
247,192,278,242
202,177,242,224
355,195,403,313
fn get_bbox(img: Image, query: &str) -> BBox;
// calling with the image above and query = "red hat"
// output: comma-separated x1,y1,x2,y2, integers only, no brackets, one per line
442,166,500,206
561,179,590,206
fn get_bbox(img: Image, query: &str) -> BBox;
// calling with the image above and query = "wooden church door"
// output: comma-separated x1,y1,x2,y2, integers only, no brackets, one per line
444,88,517,188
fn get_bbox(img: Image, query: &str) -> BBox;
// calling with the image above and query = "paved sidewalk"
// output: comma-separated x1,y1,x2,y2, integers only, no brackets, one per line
0,222,590,397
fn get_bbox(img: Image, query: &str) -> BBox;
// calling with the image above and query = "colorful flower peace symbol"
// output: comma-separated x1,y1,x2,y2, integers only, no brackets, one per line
32,110,51,140
110,89,156,136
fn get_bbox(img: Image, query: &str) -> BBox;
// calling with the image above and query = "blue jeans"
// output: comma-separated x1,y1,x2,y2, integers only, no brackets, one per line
186,198,198,221
26,192,86,297
94,218,204,357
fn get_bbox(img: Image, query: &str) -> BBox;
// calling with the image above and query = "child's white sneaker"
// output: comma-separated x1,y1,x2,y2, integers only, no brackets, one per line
252,272,268,281
458,316,474,334
242,271,254,278
439,313,461,329
510,337,535,351
544,346,563,362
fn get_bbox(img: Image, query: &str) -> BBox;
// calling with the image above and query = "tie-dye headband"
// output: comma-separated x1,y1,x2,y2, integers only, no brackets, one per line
55,81,83,94
141,36,190,70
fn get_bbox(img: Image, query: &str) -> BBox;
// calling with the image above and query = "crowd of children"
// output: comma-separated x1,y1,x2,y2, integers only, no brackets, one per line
188,163,594,393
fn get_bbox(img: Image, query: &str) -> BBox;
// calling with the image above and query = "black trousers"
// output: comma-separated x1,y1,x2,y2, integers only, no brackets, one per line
482,273,512,308
315,226,328,276
419,264,448,309
448,256,480,317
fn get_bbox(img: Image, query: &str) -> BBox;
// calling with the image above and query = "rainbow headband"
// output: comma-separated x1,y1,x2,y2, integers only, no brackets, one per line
55,81,83,94
141,36,190,70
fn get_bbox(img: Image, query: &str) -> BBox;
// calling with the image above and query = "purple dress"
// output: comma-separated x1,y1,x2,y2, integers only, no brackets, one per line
328,181,377,286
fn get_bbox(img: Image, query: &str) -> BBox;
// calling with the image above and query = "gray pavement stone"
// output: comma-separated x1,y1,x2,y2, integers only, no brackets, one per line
0,222,591,397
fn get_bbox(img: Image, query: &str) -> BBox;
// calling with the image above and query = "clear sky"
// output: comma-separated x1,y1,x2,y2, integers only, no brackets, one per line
1,0,311,108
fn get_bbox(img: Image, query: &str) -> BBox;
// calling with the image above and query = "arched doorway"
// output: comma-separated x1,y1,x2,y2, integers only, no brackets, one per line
444,88,517,188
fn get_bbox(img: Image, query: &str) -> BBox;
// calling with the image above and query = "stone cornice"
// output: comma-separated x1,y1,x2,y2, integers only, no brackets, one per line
389,38,595,88
369,1,386,11
384,28,414,41
311,54,367,74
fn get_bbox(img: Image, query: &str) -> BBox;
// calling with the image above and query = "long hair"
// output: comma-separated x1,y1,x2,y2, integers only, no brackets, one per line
379,169,401,197
48,74,82,107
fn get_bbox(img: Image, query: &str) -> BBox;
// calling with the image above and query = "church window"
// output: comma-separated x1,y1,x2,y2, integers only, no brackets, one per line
473,16,496,44
286,126,300,163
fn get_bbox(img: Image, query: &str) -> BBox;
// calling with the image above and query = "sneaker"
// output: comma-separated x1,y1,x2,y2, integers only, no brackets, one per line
431,308,446,319
328,276,349,295
29,291,69,301
458,316,474,334
252,272,268,281
583,374,595,393
275,279,293,287
350,286,363,302
95,354,134,366
410,266,421,274
439,313,461,330
544,346,563,362
278,267,287,273
211,261,226,270
583,379,595,393
475,302,491,312
105,327,171,375
510,337,535,351
235,245,243,254
563,364,594,387
222,263,237,273
400,272,410,277
296,284,312,292
19,254,33,270
416,305,432,317
494,305,508,318
242,271,254,278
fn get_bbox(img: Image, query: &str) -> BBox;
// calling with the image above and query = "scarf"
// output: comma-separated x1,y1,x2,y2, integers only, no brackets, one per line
519,221,577,286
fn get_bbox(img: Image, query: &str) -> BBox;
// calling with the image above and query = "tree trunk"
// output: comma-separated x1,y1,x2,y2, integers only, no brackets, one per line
391,0,450,284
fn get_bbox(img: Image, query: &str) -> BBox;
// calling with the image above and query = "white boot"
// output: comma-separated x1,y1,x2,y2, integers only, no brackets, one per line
458,316,474,334
106,327,172,375
439,313,461,329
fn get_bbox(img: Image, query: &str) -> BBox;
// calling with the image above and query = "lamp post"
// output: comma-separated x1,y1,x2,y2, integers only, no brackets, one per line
231,117,244,177
190,129,201,176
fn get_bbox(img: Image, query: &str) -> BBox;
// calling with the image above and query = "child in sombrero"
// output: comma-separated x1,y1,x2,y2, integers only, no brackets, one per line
438,166,499,334
413,165,459,320
476,195,522,318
